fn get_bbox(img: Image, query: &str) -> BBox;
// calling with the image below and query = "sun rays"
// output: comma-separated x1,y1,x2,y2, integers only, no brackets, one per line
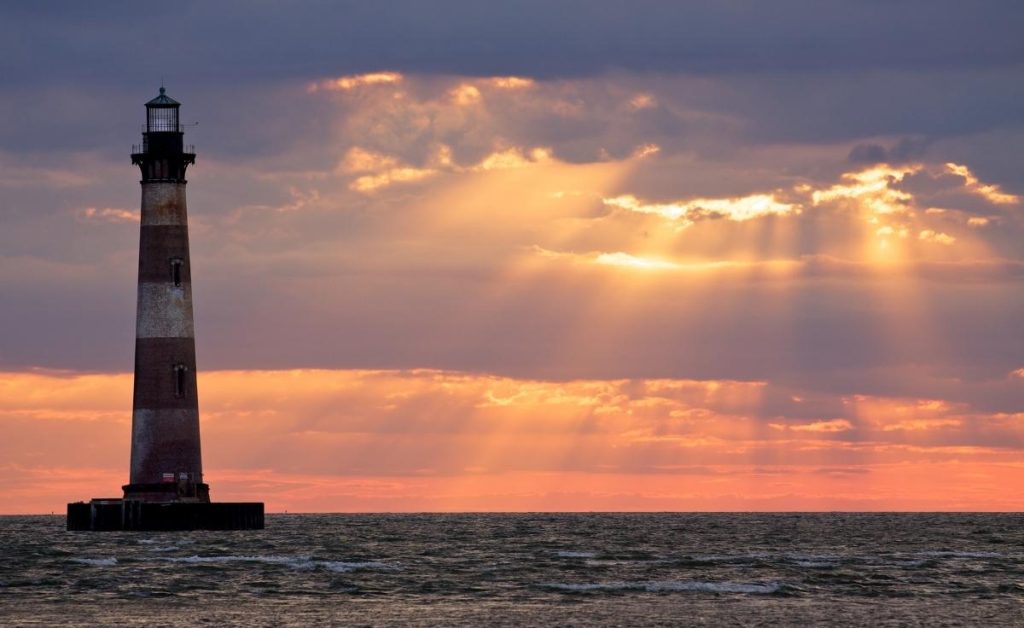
3,368,1024,511
4,69,1023,513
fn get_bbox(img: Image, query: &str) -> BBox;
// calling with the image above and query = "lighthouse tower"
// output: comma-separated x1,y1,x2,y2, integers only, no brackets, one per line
67,88,262,530
123,88,206,503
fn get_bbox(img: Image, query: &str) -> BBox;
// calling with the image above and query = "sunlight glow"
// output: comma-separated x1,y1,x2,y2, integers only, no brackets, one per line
351,167,436,192
946,162,1019,205
450,84,482,106
629,93,657,110
534,247,805,275
489,76,535,89
811,164,919,215
310,71,404,92
918,229,956,245
338,147,401,173
338,144,558,192
631,143,661,159
603,192,795,226
473,147,552,171
789,419,854,433
4,369,1024,511
74,207,139,223
595,252,681,270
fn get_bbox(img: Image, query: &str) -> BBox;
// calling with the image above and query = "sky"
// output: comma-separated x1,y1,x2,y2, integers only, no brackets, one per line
2,1,1024,512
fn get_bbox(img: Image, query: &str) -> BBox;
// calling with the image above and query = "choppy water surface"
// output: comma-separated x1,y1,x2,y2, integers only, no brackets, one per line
1,513,1022,625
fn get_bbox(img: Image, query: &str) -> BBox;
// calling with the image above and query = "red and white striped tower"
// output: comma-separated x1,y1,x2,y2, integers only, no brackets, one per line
66,88,262,529
123,88,208,503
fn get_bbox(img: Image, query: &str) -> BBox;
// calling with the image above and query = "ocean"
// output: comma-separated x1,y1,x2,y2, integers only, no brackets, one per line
1,513,1022,626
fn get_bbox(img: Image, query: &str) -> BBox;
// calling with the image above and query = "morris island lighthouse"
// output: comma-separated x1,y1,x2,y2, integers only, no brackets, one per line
67,89,264,530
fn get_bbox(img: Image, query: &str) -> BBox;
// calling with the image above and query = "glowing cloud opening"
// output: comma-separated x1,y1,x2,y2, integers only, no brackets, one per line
603,193,796,225
309,71,404,92
945,162,1019,205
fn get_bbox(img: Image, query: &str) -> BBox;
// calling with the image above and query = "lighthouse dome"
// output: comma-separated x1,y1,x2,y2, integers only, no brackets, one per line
144,87,181,133
145,86,180,107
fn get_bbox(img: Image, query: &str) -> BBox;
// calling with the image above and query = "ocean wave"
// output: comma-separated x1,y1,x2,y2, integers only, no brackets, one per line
889,559,930,568
780,552,976,569
140,538,194,550
792,560,838,569
677,553,770,565
71,557,118,566
784,553,841,568
918,551,1002,559
674,552,971,570
543,580,782,594
155,555,396,572
555,551,597,558
319,560,395,573
584,558,667,567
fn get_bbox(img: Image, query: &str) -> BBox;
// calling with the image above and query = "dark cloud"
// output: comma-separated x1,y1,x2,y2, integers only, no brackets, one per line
2,1,1023,87
848,137,932,165
2,2,1023,408
847,143,888,164
0,2,1021,185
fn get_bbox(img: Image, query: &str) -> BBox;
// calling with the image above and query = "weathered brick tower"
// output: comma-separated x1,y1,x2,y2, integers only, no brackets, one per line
67,88,263,530
123,87,207,504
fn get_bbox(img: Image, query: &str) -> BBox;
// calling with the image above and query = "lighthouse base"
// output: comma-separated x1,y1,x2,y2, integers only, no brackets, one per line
66,499,264,531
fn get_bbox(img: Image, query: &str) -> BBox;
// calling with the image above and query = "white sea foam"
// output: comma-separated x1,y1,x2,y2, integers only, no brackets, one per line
919,551,1002,559
159,555,310,568
882,558,929,568
71,557,117,566
851,554,943,567
584,559,666,567
646,581,781,594
555,551,597,558
793,560,838,568
320,560,393,573
140,538,193,548
156,555,396,572
688,553,770,564
545,580,782,594
786,553,840,568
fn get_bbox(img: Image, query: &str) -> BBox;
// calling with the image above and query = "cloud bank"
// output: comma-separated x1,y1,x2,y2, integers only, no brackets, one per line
2,4,1023,511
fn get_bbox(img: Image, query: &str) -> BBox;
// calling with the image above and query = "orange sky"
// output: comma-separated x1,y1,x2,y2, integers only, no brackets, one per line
3,71,1024,512
3,368,1024,513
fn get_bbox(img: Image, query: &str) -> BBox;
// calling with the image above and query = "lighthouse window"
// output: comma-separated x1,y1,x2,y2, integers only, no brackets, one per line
170,258,183,287
173,364,187,398
148,106,178,132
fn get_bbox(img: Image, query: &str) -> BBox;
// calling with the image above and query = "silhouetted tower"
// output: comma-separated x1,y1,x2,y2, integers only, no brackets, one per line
124,87,207,503
66,88,261,530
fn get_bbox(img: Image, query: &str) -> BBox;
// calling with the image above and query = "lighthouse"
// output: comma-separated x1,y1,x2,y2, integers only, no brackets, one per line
67,88,263,530
124,87,206,503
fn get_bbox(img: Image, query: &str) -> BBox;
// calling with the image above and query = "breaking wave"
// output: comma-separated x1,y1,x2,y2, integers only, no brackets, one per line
156,555,395,573
543,580,783,594
918,551,1003,559
70,557,118,566
555,551,597,558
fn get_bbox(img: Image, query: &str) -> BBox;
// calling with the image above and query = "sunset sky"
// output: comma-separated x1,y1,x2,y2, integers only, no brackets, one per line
2,2,1024,512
